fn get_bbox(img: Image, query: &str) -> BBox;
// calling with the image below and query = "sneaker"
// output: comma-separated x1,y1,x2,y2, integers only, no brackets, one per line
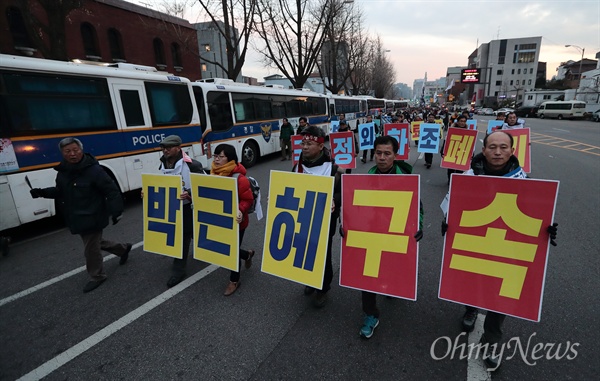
462,308,478,332
119,243,132,265
425,163,431,169
83,278,106,293
167,274,186,288
360,315,379,338
312,291,327,308
361,158,366,163
245,250,255,269
303,286,315,296
224,281,240,296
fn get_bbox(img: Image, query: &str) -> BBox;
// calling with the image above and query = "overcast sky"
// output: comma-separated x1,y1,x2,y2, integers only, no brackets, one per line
132,0,599,87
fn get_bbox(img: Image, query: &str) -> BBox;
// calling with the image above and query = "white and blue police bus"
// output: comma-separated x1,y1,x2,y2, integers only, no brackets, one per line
393,100,409,112
0,54,205,231
327,94,368,130
191,79,329,168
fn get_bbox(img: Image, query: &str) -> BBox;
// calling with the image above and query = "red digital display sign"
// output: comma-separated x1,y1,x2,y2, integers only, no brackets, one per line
461,68,481,83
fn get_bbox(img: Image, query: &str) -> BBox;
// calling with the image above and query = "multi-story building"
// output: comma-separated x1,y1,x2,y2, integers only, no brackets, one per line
1,0,202,80
445,66,467,105
193,20,242,82
472,36,543,107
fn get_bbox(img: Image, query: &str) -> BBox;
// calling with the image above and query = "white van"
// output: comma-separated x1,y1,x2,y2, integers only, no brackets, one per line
538,101,587,120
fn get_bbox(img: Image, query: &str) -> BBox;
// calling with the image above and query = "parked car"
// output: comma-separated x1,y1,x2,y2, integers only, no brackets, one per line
515,106,539,118
494,108,514,116
593,109,600,122
478,108,494,115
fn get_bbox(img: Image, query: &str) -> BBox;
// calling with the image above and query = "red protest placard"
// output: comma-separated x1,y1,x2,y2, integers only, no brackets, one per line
503,128,531,173
340,174,420,300
330,131,356,169
439,175,559,322
383,123,410,160
291,135,303,166
441,128,478,171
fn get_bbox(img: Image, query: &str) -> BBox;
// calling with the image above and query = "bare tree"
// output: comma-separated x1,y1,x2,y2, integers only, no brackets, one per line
16,0,85,60
191,0,257,80
254,0,338,89
347,21,372,95
317,0,360,94
370,36,395,98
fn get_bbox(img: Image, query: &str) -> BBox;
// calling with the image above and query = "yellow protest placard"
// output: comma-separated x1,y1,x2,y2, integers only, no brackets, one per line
261,171,334,289
190,174,239,271
142,174,183,258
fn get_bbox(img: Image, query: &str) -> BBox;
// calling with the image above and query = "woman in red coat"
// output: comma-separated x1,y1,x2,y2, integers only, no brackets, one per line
210,144,255,296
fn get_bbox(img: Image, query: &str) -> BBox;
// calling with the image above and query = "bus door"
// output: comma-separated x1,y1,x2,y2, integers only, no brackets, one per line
111,83,156,191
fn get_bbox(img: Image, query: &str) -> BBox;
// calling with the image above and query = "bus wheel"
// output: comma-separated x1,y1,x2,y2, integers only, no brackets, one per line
557,115,563,120
539,114,545,119
242,141,259,168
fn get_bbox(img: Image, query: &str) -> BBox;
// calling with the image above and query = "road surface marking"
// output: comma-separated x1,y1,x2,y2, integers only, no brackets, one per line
0,242,144,307
467,313,492,381
16,264,219,381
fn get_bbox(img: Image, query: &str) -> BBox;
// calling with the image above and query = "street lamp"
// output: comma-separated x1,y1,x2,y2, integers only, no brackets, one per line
565,44,585,100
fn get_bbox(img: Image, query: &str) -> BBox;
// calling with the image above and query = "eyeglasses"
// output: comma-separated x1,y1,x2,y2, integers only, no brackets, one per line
214,154,227,160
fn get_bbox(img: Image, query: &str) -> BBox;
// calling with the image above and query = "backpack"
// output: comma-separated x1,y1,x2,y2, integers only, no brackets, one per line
233,173,260,214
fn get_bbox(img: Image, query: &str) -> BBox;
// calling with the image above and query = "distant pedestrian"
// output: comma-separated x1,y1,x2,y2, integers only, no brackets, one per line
296,116,308,135
29,137,132,293
280,118,294,161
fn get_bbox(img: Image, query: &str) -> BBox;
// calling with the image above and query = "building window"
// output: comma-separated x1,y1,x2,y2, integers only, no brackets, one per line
495,81,502,85
527,95,533,100
497,69,503,75
171,43,182,69
528,79,532,85
153,38,166,67
519,43,537,50
201,64,207,71
204,44,211,52
81,23,101,59
7,7,33,49
511,69,515,74
516,80,520,85
518,68,521,74
510,80,514,85
498,56,505,64
543,95,551,99
517,51,536,63
107,28,125,62
530,68,534,74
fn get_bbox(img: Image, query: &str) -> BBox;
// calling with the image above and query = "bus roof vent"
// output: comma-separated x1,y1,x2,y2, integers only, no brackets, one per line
264,84,285,89
111,62,159,72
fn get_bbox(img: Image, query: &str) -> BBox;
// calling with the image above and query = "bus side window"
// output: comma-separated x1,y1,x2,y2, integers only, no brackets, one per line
207,91,233,131
192,86,207,134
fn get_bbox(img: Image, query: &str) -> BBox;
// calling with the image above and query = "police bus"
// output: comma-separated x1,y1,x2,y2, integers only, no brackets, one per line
191,79,329,168
327,94,368,130
0,54,205,232
537,100,587,120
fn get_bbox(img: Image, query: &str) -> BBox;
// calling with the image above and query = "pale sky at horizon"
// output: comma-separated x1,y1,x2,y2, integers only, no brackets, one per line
131,0,600,88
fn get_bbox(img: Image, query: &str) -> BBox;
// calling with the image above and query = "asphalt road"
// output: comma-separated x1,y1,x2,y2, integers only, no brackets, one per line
1,116,598,381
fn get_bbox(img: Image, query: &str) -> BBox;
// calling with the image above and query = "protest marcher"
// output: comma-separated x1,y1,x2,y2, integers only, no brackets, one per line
361,115,376,163
29,137,132,293
296,116,308,135
210,144,256,296
423,113,438,169
442,115,469,184
501,111,525,130
441,131,558,370
280,118,294,161
338,120,353,174
293,126,343,308
157,135,205,288
353,135,423,338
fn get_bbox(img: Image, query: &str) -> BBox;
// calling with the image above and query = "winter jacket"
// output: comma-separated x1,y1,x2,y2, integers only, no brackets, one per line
231,163,254,230
41,153,123,235
280,122,294,140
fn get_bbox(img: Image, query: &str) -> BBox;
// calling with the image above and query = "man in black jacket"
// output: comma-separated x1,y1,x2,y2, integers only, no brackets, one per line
30,137,132,293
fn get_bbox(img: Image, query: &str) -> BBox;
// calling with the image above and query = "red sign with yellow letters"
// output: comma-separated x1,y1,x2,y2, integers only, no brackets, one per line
340,174,420,300
439,175,559,321
441,128,478,171
503,128,531,173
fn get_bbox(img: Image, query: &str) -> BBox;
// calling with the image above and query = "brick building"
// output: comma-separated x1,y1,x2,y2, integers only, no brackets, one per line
1,0,202,80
